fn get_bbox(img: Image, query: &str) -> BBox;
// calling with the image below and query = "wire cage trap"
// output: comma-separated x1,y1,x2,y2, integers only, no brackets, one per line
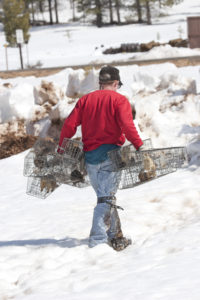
59,138,84,162
24,137,90,198
108,145,187,189
33,137,57,155
108,138,153,171
58,155,90,188
57,137,90,187
25,159,89,199
26,176,60,199
24,137,60,177
24,151,63,178
140,138,153,150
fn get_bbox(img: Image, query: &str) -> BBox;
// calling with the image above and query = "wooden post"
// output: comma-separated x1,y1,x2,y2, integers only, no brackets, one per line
18,43,24,70
4,44,9,70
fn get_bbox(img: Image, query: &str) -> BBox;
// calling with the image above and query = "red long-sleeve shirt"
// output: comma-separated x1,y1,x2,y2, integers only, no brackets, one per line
59,90,143,151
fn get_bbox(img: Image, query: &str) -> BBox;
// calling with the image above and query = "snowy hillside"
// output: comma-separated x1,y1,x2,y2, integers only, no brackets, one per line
0,148,200,300
0,61,200,299
1,0,200,299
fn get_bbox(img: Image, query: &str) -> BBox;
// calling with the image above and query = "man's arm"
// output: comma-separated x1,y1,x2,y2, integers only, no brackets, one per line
116,96,143,150
58,100,82,151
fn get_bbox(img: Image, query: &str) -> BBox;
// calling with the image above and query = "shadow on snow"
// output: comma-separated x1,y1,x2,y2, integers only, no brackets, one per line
0,237,88,248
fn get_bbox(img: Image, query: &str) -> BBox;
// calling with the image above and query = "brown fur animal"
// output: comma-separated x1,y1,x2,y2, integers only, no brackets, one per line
117,147,135,169
33,138,56,172
34,156,46,169
40,178,57,193
139,153,156,182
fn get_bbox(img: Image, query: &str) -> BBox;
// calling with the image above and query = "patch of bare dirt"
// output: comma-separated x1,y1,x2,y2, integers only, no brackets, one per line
0,118,64,159
0,119,37,159
0,133,38,159
0,68,65,79
1,54,200,80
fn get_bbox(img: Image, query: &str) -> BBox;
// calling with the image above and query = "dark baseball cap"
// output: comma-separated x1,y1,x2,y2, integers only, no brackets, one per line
99,65,123,87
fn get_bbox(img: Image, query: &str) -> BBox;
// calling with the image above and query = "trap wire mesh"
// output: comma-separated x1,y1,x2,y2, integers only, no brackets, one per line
108,145,187,189
26,176,60,199
24,137,188,197
140,138,153,150
108,138,153,171
59,138,84,162
24,138,90,199
57,138,90,188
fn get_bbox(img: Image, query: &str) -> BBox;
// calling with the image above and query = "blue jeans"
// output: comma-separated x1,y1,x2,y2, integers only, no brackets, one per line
86,158,123,247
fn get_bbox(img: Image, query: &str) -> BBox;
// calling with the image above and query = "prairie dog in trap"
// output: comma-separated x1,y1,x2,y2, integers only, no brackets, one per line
40,178,57,193
139,153,156,182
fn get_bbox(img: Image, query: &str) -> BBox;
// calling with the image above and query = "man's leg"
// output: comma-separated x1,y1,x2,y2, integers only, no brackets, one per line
109,206,132,251
86,159,122,247
88,201,111,247
86,162,110,247
108,206,123,239
89,197,132,250
106,200,132,251
94,160,132,251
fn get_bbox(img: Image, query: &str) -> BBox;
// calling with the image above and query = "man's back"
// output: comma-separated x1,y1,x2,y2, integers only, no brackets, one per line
59,89,143,152
79,89,127,151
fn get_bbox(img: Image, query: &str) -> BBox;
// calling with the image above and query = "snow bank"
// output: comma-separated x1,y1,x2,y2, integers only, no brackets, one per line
0,88,16,123
131,68,161,94
137,45,200,60
129,64,196,96
0,84,35,123
0,63,199,159
66,68,99,97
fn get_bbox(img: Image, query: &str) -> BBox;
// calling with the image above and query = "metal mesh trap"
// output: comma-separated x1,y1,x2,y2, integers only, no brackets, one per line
58,156,90,188
59,138,83,162
140,138,153,150
24,137,90,198
55,137,90,187
33,137,57,155
24,136,187,197
24,151,63,177
108,138,153,171
26,176,60,199
108,145,187,189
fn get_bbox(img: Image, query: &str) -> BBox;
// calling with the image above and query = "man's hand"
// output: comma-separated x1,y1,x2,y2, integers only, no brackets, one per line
57,146,64,154
137,145,146,151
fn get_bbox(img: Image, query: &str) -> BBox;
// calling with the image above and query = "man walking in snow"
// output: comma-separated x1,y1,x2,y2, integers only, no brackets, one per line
58,65,143,251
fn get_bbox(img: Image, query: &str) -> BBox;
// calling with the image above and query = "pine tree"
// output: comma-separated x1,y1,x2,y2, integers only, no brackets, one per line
115,0,121,24
74,0,184,26
47,0,53,24
2,0,30,46
140,0,183,25
145,0,151,24
135,0,143,23
54,0,59,23
76,0,104,27
108,0,113,24
162,0,183,6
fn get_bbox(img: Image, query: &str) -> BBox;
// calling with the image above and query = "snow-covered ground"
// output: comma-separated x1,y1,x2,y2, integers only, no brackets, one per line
0,149,200,300
0,0,200,71
1,0,200,299
0,61,200,300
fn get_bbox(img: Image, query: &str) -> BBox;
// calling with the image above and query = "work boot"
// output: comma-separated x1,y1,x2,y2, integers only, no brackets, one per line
110,236,132,251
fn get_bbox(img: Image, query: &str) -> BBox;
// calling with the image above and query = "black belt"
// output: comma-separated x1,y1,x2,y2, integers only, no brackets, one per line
97,196,124,210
